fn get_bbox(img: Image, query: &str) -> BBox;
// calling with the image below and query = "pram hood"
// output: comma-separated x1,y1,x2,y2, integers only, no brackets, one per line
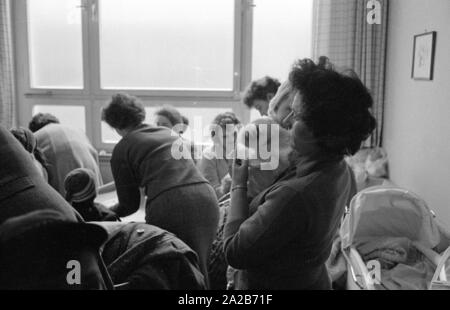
340,187,442,250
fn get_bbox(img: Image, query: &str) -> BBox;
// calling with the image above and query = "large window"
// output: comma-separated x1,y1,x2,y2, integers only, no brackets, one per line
32,105,86,133
16,0,313,149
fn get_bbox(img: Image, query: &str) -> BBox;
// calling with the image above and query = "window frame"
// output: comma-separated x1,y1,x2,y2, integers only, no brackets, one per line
18,0,247,98
14,0,254,152
13,0,312,152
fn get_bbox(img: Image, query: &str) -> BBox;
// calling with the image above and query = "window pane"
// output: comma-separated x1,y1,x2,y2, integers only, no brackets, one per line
27,0,84,89
99,0,235,90
252,0,313,81
101,107,231,144
32,105,86,133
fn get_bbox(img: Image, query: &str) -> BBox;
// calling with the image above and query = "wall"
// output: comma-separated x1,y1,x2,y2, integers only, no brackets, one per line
384,0,450,227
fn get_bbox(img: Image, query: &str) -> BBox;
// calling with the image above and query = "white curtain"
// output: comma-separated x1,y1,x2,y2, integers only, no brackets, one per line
312,0,389,147
0,0,16,128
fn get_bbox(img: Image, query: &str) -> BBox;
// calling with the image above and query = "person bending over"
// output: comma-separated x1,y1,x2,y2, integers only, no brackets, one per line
102,93,219,287
29,113,103,196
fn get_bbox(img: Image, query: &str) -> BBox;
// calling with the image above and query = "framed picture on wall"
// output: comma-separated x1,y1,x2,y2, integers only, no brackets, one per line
412,31,437,81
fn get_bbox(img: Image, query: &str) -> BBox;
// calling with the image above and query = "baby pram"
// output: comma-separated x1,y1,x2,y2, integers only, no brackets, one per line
340,186,450,290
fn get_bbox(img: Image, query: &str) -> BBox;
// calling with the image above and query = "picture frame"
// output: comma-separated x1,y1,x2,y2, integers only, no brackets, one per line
411,31,437,81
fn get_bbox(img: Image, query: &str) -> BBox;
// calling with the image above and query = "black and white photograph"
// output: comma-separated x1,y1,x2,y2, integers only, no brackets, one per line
0,0,449,297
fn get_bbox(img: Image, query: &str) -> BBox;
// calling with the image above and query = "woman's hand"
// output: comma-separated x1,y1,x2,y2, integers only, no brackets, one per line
232,157,249,187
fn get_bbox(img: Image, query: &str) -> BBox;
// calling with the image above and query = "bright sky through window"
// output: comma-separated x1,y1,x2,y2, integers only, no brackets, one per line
99,0,235,90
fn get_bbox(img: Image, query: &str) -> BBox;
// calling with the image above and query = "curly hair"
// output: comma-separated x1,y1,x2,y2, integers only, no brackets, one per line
154,106,183,127
210,112,241,138
242,76,281,108
28,113,60,133
102,93,146,130
289,57,376,156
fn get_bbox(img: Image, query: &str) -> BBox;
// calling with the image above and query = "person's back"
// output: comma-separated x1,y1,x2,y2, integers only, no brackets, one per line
112,124,206,202
35,124,103,195
103,93,219,288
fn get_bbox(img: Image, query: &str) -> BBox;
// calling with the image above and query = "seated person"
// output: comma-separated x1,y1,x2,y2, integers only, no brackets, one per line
0,125,112,290
242,76,281,117
197,112,242,199
10,127,49,182
154,107,199,162
64,168,119,222
224,57,375,290
236,81,294,199
29,113,103,196
98,221,207,290
154,105,184,134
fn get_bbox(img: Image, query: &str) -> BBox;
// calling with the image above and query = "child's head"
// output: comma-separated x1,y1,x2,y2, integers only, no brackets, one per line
64,168,98,205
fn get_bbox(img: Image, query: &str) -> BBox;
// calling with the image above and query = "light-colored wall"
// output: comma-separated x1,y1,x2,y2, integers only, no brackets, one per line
384,0,450,227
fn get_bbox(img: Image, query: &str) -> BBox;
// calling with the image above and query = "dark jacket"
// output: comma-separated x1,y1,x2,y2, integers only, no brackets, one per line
0,125,80,224
97,222,206,290
110,124,207,217
73,201,120,222
224,154,356,290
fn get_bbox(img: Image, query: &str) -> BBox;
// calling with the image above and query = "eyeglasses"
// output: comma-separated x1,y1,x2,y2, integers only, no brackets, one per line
282,109,301,129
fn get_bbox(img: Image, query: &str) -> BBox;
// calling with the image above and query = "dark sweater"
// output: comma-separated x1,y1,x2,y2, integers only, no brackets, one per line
110,124,208,217
224,154,356,290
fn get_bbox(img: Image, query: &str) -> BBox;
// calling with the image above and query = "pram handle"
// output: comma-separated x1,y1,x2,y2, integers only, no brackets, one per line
342,247,374,290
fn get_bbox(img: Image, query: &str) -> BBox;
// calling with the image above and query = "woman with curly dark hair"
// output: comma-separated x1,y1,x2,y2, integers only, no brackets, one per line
102,93,219,287
224,57,376,290
154,105,184,134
